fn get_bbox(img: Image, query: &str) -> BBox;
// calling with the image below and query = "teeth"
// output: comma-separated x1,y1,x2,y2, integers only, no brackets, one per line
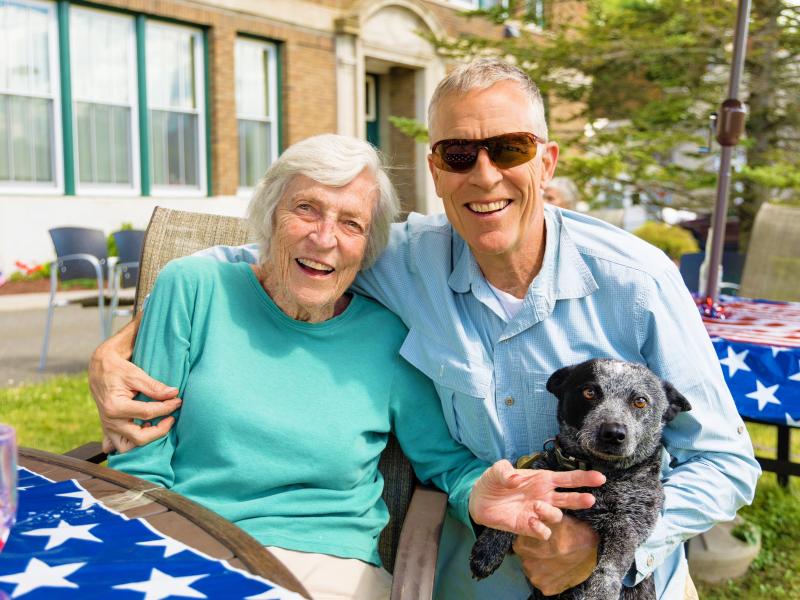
468,200,510,213
297,258,334,272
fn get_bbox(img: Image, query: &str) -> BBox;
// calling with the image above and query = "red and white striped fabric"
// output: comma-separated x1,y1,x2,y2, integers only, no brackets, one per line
703,300,800,348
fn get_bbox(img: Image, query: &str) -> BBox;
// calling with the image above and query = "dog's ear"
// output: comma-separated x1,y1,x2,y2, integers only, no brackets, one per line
546,366,572,397
662,381,691,422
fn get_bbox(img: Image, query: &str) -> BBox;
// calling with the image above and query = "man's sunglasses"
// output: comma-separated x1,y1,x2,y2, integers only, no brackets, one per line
430,132,546,173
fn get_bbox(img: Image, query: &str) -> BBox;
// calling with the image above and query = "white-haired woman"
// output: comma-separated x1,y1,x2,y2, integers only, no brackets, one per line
109,134,599,599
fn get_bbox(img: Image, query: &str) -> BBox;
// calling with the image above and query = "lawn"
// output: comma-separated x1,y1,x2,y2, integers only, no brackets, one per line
1,375,798,597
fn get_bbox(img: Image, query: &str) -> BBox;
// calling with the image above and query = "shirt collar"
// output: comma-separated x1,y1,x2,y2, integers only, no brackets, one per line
447,204,598,302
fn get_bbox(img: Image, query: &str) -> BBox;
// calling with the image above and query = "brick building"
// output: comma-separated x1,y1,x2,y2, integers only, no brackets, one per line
0,0,554,273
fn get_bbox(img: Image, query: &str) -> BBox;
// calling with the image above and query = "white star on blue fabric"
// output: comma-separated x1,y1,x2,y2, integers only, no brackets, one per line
771,346,790,357
0,558,85,598
113,568,208,600
745,380,782,411
789,370,800,381
787,413,800,427
57,489,100,511
719,347,751,377
137,537,189,558
22,519,102,550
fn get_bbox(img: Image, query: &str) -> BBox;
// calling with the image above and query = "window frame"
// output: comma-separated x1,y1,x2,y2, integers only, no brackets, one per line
0,0,64,194
146,20,207,198
235,36,278,196
70,5,140,197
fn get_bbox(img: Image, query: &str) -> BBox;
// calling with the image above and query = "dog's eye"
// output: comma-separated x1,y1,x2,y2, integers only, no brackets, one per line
582,387,596,400
632,397,648,409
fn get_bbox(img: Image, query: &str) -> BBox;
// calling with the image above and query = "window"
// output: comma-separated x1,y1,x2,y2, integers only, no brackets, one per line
146,22,206,194
235,37,277,191
0,0,61,190
71,8,138,193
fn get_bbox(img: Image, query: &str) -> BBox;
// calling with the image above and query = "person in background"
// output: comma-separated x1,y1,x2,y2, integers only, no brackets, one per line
544,176,580,210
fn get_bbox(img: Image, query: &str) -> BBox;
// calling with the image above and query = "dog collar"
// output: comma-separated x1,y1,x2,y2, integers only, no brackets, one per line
514,438,593,471
547,437,592,471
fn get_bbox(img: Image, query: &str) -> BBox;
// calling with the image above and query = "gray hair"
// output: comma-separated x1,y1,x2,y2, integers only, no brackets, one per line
427,58,548,141
247,134,399,269
546,177,580,210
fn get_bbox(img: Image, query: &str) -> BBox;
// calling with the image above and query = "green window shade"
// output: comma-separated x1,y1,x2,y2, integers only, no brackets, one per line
149,109,199,187
235,38,277,190
0,0,57,186
146,23,204,191
70,8,136,189
238,119,271,189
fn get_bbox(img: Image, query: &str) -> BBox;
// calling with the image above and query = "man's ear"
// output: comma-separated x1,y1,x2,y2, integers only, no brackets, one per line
539,142,560,186
546,366,572,397
662,381,692,422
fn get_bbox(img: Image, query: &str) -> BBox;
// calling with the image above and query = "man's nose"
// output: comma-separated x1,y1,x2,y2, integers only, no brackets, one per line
310,219,337,249
468,148,503,189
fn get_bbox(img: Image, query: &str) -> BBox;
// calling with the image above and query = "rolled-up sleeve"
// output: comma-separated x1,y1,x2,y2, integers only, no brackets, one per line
625,262,761,584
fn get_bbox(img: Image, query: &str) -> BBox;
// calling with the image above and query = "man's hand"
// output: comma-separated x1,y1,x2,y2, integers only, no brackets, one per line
513,515,600,596
89,316,181,454
469,460,604,540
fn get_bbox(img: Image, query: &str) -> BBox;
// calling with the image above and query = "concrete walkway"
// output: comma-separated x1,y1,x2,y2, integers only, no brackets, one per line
0,290,133,387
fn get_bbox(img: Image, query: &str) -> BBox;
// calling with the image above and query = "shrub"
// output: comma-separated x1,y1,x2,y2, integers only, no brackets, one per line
634,221,700,260
107,222,134,258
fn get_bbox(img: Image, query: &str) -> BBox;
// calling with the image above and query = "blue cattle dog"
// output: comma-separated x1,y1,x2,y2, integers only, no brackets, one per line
469,358,691,600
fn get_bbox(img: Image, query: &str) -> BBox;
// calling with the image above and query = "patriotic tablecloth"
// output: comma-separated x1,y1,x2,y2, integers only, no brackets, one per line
0,468,303,599
704,298,800,427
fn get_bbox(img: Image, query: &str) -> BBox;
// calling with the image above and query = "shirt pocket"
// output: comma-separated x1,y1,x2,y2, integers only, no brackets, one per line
400,329,498,461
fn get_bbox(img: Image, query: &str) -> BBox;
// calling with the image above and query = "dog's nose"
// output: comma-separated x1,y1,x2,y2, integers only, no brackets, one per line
599,422,627,444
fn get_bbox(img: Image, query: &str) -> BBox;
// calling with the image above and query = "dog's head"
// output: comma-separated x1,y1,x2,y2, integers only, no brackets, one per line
546,359,691,469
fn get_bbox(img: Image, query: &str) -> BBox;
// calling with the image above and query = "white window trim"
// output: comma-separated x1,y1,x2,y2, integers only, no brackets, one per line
0,0,63,194
236,37,278,196
71,6,140,197
147,21,207,197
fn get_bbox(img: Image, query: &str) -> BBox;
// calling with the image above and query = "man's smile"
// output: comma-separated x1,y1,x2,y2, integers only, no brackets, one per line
466,199,512,215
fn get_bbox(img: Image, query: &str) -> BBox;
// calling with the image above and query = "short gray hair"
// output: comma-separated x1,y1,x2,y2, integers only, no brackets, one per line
428,58,548,141
247,134,399,269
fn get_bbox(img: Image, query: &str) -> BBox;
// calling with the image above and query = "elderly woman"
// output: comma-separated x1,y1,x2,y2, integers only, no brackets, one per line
108,134,600,599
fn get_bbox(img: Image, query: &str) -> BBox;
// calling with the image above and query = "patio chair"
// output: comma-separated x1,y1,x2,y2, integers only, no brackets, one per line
39,227,110,371
678,251,745,295
107,229,145,331
71,206,448,599
739,203,800,302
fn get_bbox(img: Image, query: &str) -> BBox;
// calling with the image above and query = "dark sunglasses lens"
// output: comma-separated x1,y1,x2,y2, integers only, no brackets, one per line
438,141,479,172
488,134,537,168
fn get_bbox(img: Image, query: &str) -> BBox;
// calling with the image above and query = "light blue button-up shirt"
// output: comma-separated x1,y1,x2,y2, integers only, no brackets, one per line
198,204,759,599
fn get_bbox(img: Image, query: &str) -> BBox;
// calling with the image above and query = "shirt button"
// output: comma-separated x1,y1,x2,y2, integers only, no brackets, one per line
737,425,744,434
646,555,654,567
505,397,514,407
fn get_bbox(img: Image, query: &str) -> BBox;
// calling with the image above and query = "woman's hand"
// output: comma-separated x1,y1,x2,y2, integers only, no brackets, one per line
89,315,181,453
468,460,605,540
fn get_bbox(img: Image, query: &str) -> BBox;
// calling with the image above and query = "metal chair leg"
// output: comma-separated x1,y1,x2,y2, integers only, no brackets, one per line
38,267,58,371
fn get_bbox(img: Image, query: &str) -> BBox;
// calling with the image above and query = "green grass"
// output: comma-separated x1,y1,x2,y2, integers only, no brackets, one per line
1,374,799,598
0,373,102,453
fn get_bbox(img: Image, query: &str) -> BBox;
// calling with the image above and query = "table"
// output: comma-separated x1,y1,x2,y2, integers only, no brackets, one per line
0,448,311,599
703,298,800,484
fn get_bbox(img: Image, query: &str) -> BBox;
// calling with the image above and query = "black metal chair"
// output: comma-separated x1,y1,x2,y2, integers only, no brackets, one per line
679,251,746,295
108,229,145,330
39,227,110,371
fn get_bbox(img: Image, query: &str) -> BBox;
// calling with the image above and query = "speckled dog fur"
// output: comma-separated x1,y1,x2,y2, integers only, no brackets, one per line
470,359,691,600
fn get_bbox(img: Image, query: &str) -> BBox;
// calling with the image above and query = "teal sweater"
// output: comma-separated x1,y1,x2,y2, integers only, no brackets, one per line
109,257,488,565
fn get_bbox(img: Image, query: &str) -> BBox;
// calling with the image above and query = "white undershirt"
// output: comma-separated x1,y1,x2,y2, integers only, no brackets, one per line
487,281,525,320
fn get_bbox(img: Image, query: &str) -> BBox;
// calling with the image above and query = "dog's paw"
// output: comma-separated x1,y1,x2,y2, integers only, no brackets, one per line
469,528,516,579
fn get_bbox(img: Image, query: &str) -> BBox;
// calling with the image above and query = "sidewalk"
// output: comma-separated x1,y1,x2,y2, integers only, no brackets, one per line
0,290,133,386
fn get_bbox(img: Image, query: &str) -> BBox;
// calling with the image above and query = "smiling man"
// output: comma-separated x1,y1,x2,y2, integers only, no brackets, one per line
90,59,759,599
